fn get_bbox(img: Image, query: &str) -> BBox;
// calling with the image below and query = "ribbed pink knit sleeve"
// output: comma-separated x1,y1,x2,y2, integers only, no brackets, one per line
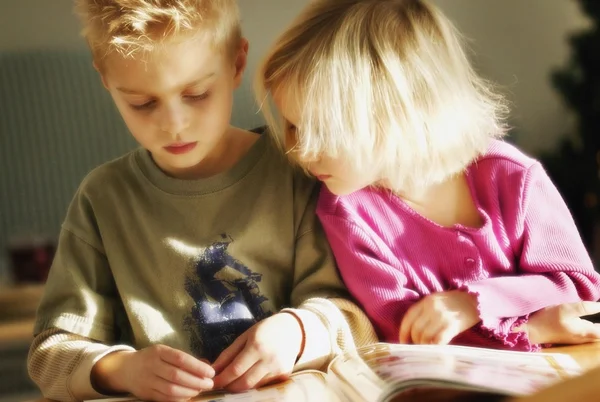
464,162,600,328
318,214,420,341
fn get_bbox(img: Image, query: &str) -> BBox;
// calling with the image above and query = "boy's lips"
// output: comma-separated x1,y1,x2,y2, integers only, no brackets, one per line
164,142,198,155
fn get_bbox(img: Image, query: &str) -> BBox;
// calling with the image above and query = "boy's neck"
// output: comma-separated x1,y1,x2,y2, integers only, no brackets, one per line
155,126,259,180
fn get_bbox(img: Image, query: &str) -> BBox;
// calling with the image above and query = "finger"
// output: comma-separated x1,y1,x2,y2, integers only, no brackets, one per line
213,334,247,374
411,316,432,345
225,361,269,393
214,343,261,389
159,347,216,379
255,373,289,389
436,322,461,345
155,363,214,391
399,303,422,343
152,377,201,400
420,321,444,344
570,301,600,318
571,321,600,340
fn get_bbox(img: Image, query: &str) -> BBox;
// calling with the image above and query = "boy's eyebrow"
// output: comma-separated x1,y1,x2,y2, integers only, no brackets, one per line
116,72,216,95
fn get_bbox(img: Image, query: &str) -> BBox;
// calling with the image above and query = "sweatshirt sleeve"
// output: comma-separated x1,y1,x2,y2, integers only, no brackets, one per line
28,328,134,401
464,162,600,326
29,184,134,401
282,181,377,371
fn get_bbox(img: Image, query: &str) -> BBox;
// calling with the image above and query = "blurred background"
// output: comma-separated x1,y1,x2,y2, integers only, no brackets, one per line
0,0,598,400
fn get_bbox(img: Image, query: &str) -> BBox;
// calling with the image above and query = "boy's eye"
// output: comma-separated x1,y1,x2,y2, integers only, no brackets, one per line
186,92,209,101
130,100,156,111
128,92,209,111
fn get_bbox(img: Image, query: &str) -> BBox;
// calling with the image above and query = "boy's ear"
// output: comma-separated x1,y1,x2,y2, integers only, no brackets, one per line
233,37,249,89
93,61,110,90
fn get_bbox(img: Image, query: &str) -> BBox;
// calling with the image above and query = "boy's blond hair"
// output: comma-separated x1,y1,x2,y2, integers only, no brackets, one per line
257,0,508,192
75,0,242,62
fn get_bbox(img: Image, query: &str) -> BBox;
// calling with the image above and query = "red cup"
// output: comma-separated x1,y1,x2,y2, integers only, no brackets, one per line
7,236,56,284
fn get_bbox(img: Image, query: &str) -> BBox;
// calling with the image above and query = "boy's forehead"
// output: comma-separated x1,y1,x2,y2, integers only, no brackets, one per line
103,34,226,92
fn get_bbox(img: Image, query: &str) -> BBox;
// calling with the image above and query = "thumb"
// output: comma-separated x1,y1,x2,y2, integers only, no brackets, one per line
212,333,247,374
569,301,600,318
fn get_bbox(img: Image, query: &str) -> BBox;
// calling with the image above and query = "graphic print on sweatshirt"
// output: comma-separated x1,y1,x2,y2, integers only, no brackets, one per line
182,233,273,361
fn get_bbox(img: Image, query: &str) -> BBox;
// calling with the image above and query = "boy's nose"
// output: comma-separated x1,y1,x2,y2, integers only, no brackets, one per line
159,103,190,136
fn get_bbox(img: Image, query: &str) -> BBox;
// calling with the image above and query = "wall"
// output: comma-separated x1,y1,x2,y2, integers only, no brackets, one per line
0,0,83,51
432,0,590,153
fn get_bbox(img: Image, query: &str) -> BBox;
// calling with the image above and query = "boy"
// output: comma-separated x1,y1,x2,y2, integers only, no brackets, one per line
27,1,376,400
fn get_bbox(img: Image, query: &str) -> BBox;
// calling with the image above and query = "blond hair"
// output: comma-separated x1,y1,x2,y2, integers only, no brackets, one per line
257,0,508,192
75,0,242,61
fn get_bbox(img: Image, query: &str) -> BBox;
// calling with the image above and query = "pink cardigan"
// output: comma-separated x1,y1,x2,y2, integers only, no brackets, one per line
317,140,600,350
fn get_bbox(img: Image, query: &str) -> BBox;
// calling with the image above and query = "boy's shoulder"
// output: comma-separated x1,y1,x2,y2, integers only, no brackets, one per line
258,127,317,183
61,149,141,245
77,148,140,197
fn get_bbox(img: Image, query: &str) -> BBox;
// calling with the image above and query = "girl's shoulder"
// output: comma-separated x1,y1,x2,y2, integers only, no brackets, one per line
474,139,539,172
469,139,544,201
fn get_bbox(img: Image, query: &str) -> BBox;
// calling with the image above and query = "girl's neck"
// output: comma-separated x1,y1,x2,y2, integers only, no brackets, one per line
393,172,483,229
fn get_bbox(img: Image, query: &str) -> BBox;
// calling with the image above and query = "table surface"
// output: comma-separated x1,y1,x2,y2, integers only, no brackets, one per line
544,342,600,371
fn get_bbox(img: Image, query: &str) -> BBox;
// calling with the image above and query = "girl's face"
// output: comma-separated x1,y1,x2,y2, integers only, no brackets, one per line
274,91,380,196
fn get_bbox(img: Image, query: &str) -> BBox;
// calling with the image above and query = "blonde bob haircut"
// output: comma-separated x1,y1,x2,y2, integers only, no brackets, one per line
75,0,242,63
257,0,508,192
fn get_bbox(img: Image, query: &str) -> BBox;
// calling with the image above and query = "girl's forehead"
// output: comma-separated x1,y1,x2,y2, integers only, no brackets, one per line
272,86,303,125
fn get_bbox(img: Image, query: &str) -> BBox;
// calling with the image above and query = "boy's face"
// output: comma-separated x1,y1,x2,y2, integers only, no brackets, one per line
99,34,248,178
274,90,380,196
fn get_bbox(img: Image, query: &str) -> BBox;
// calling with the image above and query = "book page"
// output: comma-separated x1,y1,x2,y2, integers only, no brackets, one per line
85,370,337,402
355,343,581,400
327,351,386,401
383,387,509,402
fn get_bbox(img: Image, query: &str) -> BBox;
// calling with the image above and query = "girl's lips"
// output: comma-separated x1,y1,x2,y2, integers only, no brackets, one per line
314,174,332,181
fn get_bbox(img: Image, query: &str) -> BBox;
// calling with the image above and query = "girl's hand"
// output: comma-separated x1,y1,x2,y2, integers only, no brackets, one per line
212,312,303,393
399,290,480,345
92,345,215,401
515,301,600,345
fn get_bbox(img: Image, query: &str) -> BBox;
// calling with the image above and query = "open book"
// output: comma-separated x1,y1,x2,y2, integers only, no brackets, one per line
88,342,581,402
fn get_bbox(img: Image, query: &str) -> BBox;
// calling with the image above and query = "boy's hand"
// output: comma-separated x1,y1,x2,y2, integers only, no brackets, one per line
92,345,215,401
514,301,600,345
212,312,303,393
399,290,480,345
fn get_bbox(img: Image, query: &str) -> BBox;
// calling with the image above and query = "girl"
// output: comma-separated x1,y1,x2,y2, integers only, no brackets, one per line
256,0,600,351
